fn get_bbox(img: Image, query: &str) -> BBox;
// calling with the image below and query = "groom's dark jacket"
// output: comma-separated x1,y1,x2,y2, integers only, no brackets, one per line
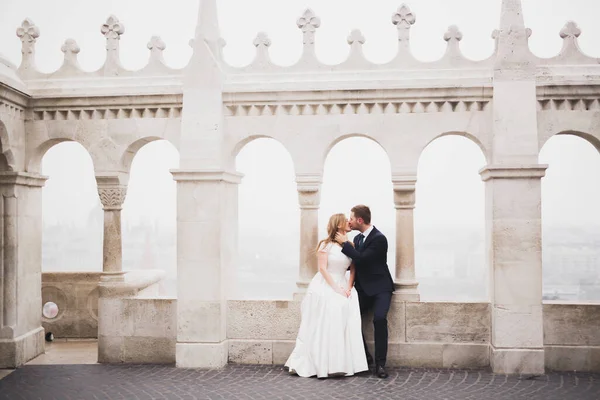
341,226,394,297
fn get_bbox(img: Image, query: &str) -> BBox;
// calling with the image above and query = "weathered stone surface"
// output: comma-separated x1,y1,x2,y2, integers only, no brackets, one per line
543,303,600,346
545,345,600,372
41,272,101,339
227,300,301,340
406,302,490,343
229,340,273,364
98,295,176,364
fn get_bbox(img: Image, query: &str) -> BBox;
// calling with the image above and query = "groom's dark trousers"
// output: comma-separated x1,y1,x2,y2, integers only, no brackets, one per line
341,226,394,367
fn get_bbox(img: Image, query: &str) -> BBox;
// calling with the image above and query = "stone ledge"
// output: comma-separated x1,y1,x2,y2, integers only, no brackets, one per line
479,164,548,181
0,327,45,368
545,345,600,372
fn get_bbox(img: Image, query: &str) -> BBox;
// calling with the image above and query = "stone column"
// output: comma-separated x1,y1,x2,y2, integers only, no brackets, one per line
392,176,419,301
172,170,242,368
295,174,321,293
0,172,47,368
481,165,547,374
487,0,545,375
96,174,127,282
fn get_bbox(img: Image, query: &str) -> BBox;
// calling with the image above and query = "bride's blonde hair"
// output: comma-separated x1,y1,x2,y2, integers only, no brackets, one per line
316,213,347,252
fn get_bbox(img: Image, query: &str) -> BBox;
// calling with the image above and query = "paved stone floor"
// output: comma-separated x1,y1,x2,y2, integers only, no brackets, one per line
0,364,599,400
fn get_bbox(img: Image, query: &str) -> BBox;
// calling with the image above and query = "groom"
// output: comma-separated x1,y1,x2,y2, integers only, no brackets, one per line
335,205,394,379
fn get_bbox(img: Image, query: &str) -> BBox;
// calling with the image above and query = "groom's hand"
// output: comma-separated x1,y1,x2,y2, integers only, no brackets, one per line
335,232,347,244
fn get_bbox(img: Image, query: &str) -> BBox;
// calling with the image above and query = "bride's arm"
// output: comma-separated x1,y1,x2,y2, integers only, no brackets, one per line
318,246,348,297
347,263,356,293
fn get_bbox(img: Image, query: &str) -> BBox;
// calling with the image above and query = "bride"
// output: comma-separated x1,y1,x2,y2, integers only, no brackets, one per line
285,213,368,378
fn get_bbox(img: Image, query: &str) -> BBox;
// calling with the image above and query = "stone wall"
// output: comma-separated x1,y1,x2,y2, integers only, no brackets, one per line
42,272,101,338
39,274,600,371
227,299,491,368
543,302,600,372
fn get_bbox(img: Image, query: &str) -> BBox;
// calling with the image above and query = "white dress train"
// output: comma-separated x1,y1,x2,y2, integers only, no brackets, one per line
285,242,368,378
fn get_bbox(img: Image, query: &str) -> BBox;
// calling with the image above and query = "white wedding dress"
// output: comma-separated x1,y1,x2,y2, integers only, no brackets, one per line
285,242,368,378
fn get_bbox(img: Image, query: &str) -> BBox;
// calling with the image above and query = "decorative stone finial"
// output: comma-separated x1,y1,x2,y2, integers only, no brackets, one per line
391,5,416,62
442,25,464,61
147,36,166,51
444,25,462,42
253,32,271,48
296,9,321,45
252,32,272,67
101,15,125,75
392,4,415,41
61,39,80,68
555,21,591,62
347,29,365,46
343,29,367,67
559,21,581,39
147,36,166,65
16,18,40,72
101,15,125,42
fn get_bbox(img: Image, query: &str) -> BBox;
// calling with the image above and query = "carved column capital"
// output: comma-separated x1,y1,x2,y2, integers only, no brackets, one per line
98,186,127,211
296,173,322,210
392,176,417,209
96,173,128,211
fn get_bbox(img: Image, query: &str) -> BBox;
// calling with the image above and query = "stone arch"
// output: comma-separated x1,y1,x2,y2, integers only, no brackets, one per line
421,131,489,164
233,135,299,299
539,132,600,301
541,130,600,155
230,134,297,173
0,120,15,171
324,133,389,167
121,136,179,174
28,138,95,173
414,133,487,301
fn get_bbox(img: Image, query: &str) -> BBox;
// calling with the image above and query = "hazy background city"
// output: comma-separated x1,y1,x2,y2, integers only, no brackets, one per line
1,0,599,302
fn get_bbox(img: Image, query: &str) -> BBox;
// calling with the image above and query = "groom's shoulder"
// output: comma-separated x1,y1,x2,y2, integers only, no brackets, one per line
372,226,387,240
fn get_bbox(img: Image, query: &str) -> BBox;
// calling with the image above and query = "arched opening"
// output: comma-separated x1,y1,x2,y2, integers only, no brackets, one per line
320,137,395,276
41,141,101,272
415,135,486,301
121,140,179,296
234,138,298,299
540,134,600,302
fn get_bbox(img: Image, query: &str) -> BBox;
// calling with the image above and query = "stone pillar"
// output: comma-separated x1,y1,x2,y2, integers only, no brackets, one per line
96,174,127,282
488,0,544,375
480,165,547,374
0,172,47,368
172,170,242,368
392,176,419,301
295,174,321,292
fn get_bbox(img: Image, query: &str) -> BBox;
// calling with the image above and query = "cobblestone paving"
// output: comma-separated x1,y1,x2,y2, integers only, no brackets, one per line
0,364,599,400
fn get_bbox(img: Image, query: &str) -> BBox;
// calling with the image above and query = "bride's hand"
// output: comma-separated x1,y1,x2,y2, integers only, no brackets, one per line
335,232,347,244
335,285,350,298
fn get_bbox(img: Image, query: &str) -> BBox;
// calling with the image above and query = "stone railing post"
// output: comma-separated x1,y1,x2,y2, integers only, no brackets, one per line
0,172,47,368
96,174,128,282
295,173,322,293
392,176,419,301
480,165,547,374
171,169,242,369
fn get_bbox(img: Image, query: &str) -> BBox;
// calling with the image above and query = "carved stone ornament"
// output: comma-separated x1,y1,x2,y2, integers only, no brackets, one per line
297,9,321,45
98,187,127,210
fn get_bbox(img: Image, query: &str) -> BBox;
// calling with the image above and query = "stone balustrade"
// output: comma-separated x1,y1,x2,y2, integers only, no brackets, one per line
39,272,600,371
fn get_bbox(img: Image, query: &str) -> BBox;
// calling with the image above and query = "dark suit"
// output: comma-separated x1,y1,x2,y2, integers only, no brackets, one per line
341,226,394,367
